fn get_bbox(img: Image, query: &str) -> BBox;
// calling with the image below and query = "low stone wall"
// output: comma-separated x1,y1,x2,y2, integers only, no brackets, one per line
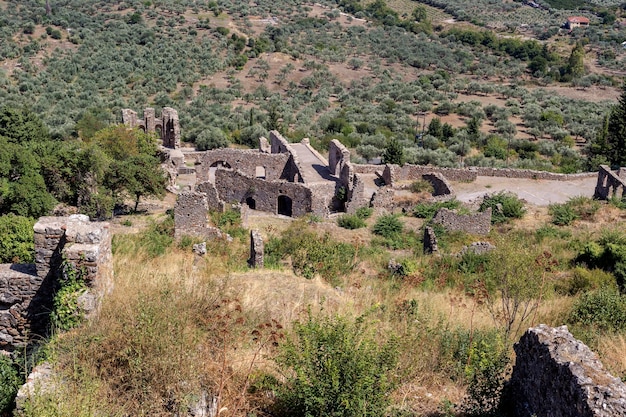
432,207,491,235
509,324,626,417
382,164,597,187
352,164,384,174
1,216,112,351
174,191,223,239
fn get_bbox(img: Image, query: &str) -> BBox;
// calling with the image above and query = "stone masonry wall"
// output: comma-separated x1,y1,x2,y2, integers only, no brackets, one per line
1,215,112,351
174,191,223,239
509,324,626,417
432,207,491,235
195,149,289,183
214,169,313,217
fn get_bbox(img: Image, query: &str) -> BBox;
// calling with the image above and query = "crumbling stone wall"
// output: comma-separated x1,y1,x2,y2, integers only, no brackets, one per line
370,186,395,212
195,149,289,183
174,191,222,239
269,131,302,182
329,140,350,178
509,324,626,417
1,216,112,351
423,226,438,254
594,165,626,200
122,107,181,149
432,207,491,235
422,172,453,196
214,170,314,217
248,230,264,268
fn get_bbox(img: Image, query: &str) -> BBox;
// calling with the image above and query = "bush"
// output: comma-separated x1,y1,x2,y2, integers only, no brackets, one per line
480,192,525,224
551,197,600,226
137,216,175,258
0,214,35,263
275,313,398,417
195,127,229,150
372,214,403,238
409,179,434,194
413,200,461,220
575,231,626,290
353,207,371,220
554,267,616,296
51,262,88,331
0,355,21,413
337,214,366,229
549,203,578,226
569,287,626,332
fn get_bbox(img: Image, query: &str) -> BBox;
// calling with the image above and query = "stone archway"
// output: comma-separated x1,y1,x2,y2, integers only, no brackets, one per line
245,197,256,210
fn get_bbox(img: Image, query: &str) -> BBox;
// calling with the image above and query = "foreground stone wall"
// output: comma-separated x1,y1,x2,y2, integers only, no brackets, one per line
594,165,626,200
432,208,491,235
1,216,112,351
510,324,626,417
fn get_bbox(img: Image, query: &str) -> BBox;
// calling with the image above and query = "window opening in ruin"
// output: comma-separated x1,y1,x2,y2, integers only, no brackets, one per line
210,161,232,169
256,166,266,179
166,120,175,147
246,197,256,210
155,124,163,141
277,195,293,217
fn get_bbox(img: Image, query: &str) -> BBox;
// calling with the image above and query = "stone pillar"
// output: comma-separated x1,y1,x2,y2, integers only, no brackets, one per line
248,230,264,268
423,226,438,254
121,109,138,128
144,108,156,133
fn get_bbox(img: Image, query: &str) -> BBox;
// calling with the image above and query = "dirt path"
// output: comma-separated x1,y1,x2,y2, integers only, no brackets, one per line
452,175,598,206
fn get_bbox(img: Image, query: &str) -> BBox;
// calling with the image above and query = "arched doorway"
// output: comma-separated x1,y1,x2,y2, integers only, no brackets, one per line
277,195,293,217
245,197,256,210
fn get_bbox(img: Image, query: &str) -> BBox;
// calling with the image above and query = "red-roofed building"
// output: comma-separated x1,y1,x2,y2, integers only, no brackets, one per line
566,16,590,29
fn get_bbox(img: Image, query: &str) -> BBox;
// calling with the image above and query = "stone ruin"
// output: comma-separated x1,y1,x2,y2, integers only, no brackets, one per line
594,165,626,200
122,107,181,149
248,230,264,268
0,215,112,351
423,226,438,254
509,324,626,417
432,207,492,235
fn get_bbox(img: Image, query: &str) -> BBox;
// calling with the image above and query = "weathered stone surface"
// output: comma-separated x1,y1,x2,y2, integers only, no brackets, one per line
423,226,438,254
174,191,223,240
122,107,181,149
193,242,207,256
248,230,264,268
422,172,453,196
16,362,54,411
510,324,626,417
432,207,491,235
460,241,496,255
595,165,626,200
1,217,112,351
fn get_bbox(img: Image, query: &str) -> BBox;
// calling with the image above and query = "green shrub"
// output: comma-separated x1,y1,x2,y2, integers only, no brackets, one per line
51,262,88,331
550,196,600,225
569,287,626,332
0,354,21,414
413,200,461,220
549,203,578,226
265,223,356,284
409,179,434,194
275,313,398,417
372,214,403,238
355,206,373,219
0,214,35,263
480,192,525,224
137,216,175,258
554,267,617,296
337,214,366,229
576,230,626,290
535,225,571,242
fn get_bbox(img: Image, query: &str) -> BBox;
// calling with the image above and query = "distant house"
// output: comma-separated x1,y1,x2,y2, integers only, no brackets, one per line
566,16,590,29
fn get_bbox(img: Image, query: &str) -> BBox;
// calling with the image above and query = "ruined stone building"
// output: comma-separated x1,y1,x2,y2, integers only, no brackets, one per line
122,107,181,149
0,216,112,352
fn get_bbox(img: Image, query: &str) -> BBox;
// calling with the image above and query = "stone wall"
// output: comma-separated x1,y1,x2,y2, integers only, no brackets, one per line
422,172,453,196
195,149,289,183
174,191,223,239
248,230,264,268
1,216,112,351
432,207,491,235
594,165,626,200
382,164,597,187
214,169,314,217
329,140,350,178
509,324,626,417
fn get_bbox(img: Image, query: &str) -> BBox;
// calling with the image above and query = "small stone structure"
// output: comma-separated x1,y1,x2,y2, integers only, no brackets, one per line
594,165,626,200
248,230,264,268
422,172,453,196
509,324,626,417
432,207,492,235
1,215,112,351
174,191,223,240
122,107,181,149
423,226,438,254
460,241,496,255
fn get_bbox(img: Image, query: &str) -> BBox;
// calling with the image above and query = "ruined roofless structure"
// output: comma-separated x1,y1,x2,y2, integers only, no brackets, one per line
122,107,181,149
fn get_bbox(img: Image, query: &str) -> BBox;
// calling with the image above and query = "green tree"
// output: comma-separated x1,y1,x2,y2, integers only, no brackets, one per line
588,85,626,168
427,117,443,139
0,106,50,143
566,43,585,79
382,137,404,165
0,214,35,263
412,5,428,22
